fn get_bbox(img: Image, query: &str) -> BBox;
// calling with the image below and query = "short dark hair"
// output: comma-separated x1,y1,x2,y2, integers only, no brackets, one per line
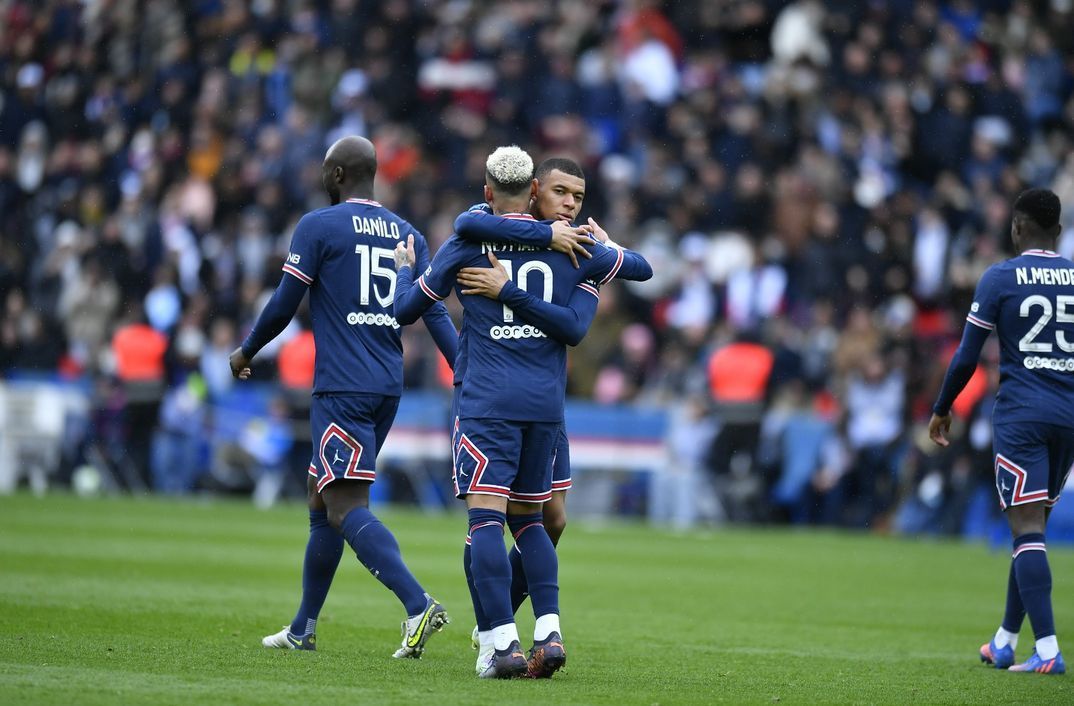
1014,188,1061,230
535,157,584,182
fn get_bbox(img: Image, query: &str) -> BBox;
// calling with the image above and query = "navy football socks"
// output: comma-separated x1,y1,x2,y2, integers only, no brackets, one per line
468,508,513,628
1013,533,1055,640
1001,560,1026,636
290,509,343,636
463,538,492,631
509,544,529,615
340,506,428,617
507,512,559,619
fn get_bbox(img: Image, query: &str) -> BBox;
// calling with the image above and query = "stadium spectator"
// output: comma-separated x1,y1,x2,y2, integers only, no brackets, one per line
2,1,1074,533
111,305,168,486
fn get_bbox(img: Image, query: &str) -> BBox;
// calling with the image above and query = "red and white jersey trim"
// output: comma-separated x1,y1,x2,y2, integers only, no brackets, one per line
501,213,536,221
577,282,600,298
966,313,995,330
282,263,314,285
1022,249,1060,258
346,198,382,207
417,275,446,301
600,247,624,285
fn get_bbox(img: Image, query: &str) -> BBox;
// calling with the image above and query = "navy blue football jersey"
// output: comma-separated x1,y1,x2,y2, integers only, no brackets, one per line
395,213,649,422
969,249,1074,427
446,205,551,387
282,197,451,395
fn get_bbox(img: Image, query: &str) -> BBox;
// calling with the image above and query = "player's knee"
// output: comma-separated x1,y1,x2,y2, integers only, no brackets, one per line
322,479,370,529
306,477,324,511
544,508,567,545
1007,502,1047,536
324,505,345,530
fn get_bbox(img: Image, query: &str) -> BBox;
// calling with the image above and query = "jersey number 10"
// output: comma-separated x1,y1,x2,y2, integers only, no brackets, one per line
1020,294,1074,353
498,259,553,323
355,244,396,308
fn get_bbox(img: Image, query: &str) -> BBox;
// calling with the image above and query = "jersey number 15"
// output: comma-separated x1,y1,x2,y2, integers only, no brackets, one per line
355,244,396,308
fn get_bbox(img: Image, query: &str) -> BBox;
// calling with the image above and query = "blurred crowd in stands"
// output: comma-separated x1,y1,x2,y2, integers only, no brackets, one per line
3,0,1074,533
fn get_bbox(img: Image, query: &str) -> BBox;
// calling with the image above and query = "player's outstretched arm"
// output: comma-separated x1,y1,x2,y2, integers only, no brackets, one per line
585,241,654,286
457,252,597,346
454,208,551,247
229,274,308,379
393,234,459,326
454,209,592,268
411,233,458,369
393,235,431,326
585,217,653,282
929,321,991,446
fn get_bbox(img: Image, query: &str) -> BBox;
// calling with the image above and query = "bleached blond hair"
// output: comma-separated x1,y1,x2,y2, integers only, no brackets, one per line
485,145,534,194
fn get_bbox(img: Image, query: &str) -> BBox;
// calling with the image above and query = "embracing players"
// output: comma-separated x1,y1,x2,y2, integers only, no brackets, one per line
930,188,1074,674
392,146,652,677
449,157,636,670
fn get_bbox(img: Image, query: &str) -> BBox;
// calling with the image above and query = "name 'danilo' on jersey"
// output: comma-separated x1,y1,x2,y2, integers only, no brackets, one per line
353,215,401,240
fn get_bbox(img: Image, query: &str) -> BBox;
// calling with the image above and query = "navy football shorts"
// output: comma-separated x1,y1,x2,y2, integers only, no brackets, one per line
993,422,1074,510
307,393,400,492
453,417,559,503
451,386,571,495
551,424,571,492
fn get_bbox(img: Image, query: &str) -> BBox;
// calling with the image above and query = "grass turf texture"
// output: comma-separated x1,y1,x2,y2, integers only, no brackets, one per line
1,494,1072,705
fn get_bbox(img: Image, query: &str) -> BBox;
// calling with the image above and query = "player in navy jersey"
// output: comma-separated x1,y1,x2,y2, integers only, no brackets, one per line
449,157,649,674
392,146,652,678
228,136,456,658
930,189,1074,675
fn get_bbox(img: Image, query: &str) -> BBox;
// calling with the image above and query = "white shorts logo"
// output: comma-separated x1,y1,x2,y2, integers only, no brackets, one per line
489,325,546,340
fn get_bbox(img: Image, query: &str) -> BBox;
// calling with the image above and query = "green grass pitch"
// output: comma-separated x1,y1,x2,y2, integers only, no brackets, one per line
2,493,1073,704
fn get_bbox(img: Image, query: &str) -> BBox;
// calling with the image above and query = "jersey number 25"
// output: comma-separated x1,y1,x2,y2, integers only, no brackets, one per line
1019,294,1074,353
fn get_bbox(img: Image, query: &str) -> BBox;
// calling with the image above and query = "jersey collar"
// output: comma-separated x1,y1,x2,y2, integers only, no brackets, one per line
346,198,382,207
1022,249,1060,258
500,212,536,220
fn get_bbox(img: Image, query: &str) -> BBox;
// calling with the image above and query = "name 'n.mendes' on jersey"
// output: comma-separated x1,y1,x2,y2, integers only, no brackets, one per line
394,212,652,423
968,250,1074,426
270,198,455,396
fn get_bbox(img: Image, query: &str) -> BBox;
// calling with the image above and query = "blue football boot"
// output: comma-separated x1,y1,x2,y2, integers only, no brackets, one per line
1009,650,1065,674
979,639,1015,669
